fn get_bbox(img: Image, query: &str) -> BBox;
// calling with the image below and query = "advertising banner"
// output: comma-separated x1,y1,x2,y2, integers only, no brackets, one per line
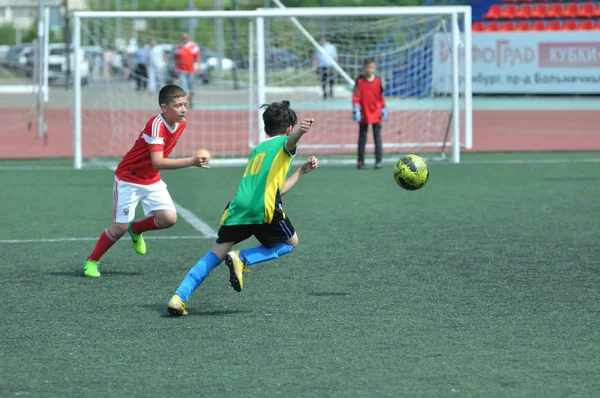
432,32,600,94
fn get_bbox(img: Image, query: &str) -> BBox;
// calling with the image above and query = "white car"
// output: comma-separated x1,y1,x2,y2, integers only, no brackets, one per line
47,43,90,86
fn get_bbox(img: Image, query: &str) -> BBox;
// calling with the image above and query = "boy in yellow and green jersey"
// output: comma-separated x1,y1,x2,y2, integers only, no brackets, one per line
168,100,319,316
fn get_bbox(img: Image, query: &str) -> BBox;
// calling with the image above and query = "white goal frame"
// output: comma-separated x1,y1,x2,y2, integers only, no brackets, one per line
72,6,472,169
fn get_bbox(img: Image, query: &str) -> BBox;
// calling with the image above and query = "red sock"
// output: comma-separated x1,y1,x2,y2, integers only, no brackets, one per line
131,216,162,234
88,229,119,261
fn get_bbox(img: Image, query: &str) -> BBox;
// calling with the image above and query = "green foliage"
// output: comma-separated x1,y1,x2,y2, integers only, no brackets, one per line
0,24,16,46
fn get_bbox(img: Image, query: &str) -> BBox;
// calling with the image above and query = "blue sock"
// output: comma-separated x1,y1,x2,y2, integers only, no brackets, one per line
175,251,221,302
239,243,294,266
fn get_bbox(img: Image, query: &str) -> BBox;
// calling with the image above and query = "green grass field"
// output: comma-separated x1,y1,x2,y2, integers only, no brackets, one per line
1,152,599,397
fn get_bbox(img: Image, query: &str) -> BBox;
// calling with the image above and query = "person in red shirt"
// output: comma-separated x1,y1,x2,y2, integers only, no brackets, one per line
83,85,209,278
173,33,201,107
352,58,387,170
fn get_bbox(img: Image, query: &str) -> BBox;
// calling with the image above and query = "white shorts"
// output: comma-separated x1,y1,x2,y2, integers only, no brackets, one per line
113,177,176,223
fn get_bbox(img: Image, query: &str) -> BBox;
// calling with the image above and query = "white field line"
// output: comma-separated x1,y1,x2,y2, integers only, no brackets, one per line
1,157,600,172
0,235,211,244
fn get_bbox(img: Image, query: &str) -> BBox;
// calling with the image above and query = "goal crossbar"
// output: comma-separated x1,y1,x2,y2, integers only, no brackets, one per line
72,6,472,169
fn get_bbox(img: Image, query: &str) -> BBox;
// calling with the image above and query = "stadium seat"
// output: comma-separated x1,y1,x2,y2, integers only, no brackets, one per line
502,21,517,31
516,4,534,18
533,4,549,18
473,21,485,32
500,4,519,18
564,3,580,18
548,4,566,18
563,20,578,31
577,3,595,17
532,21,547,31
579,20,594,30
485,21,502,32
484,5,502,19
517,21,532,31
547,20,563,31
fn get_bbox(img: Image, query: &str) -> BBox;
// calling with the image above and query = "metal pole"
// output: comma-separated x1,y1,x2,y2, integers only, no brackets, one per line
132,0,137,41
116,0,121,43
43,7,50,103
231,0,239,90
188,0,194,42
74,15,82,169
63,0,70,90
94,0,100,45
37,0,45,139
319,0,325,37
263,0,270,84
215,0,224,78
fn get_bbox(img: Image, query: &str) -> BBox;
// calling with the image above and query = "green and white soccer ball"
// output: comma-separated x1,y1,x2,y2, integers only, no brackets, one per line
393,154,429,190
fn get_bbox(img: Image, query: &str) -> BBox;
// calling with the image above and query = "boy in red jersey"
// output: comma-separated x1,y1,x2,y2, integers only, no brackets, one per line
352,58,387,170
83,84,209,277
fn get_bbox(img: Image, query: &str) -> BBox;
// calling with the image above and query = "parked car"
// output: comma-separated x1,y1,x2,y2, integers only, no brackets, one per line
46,43,90,86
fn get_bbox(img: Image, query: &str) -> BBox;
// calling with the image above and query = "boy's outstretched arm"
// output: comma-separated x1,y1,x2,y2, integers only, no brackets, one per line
285,118,314,153
151,151,209,170
281,156,319,197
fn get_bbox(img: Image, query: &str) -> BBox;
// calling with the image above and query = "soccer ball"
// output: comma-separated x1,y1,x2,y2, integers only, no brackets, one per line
393,154,429,190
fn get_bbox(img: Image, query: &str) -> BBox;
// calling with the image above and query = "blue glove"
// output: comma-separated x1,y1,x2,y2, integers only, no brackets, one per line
352,105,361,122
381,107,388,123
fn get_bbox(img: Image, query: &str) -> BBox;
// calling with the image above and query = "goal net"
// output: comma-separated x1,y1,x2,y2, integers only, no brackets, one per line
71,7,471,168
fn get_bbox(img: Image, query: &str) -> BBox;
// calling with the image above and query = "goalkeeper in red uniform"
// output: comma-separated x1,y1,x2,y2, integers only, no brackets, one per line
352,58,387,170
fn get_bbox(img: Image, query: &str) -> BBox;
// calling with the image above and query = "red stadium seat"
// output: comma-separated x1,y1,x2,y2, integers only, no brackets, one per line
532,21,547,31
533,4,549,18
484,5,502,19
547,20,563,31
516,21,532,31
485,21,502,32
548,4,566,18
579,20,594,31
502,21,517,31
577,3,596,18
473,21,485,32
564,3,580,18
500,4,519,18
516,4,534,18
596,20,600,30
563,20,578,31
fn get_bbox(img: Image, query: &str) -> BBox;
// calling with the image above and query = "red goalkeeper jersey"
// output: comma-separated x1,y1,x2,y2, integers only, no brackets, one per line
352,75,386,124
115,114,186,185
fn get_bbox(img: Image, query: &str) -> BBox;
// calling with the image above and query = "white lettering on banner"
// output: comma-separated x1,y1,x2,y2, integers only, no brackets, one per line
432,32,600,94
549,47,596,64
539,42,600,67
440,38,535,67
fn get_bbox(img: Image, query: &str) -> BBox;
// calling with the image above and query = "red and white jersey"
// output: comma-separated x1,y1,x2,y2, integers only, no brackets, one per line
115,114,186,185
174,41,200,73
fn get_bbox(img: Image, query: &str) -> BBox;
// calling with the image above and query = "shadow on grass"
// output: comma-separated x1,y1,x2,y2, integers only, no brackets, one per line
141,304,252,318
48,271,144,277
308,292,351,297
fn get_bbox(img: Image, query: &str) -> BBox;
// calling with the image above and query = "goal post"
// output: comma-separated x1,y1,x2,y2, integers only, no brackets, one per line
72,6,472,169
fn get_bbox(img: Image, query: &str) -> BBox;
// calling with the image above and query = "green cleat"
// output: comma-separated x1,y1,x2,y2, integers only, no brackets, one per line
128,221,146,256
83,259,101,278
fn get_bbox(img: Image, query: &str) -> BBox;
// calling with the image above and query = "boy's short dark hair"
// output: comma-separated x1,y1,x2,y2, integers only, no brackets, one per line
159,85,187,106
363,57,375,66
261,100,298,137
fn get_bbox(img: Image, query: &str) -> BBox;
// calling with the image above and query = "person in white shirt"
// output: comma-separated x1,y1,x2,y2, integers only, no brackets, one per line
148,40,166,93
313,36,338,99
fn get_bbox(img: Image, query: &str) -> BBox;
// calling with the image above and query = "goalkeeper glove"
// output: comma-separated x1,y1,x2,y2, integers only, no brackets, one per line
352,105,361,122
381,107,388,123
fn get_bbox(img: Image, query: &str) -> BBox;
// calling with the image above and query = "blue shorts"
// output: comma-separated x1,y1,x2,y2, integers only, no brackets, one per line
178,71,196,94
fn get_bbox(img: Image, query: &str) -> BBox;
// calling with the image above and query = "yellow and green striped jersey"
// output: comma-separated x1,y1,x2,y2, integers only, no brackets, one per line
222,135,295,225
